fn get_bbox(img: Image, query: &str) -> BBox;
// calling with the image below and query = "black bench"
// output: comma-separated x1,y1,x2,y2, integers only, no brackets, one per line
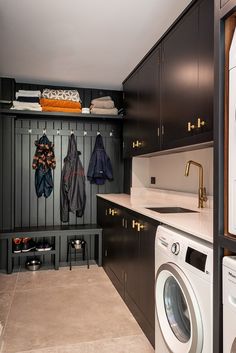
0,224,103,274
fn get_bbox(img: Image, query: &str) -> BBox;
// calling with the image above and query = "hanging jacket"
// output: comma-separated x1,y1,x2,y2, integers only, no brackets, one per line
32,135,56,198
60,134,86,223
87,134,113,185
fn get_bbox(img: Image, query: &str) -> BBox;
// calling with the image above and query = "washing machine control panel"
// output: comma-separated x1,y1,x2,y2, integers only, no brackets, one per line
171,242,180,255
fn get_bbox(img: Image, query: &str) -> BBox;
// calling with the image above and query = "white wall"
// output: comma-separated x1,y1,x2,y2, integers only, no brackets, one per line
132,147,213,195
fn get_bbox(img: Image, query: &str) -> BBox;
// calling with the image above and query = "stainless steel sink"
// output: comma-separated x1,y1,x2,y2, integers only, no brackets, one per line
146,207,198,213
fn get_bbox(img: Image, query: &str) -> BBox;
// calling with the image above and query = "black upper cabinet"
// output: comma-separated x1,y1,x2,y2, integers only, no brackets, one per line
161,5,199,149
161,0,213,150
123,71,139,157
123,0,214,157
123,46,161,157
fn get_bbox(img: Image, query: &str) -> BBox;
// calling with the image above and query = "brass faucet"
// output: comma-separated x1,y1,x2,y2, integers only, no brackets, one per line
184,160,208,208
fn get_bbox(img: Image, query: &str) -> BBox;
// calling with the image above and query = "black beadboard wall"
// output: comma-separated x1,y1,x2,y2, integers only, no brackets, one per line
0,114,123,269
14,118,123,227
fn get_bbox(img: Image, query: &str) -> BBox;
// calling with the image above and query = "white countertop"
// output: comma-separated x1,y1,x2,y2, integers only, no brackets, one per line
97,188,213,244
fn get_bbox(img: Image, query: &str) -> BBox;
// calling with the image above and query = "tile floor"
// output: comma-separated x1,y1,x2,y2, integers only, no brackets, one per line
0,266,154,353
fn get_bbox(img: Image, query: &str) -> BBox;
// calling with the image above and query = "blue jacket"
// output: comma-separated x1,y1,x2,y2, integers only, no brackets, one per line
87,134,113,185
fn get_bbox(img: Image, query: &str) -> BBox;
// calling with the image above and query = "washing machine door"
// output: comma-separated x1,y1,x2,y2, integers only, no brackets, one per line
156,262,203,353
230,338,236,353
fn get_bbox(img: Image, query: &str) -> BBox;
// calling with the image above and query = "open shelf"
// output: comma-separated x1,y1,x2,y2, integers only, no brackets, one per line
0,108,123,121
12,249,56,257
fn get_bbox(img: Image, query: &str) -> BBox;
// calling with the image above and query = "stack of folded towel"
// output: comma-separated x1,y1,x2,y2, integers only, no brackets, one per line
90,96,118,115
40,89,82,113
11,90,42,111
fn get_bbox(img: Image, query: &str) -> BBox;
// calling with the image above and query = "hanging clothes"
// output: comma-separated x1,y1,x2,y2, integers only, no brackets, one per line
60,134,86,223
32,135,56,198
87,134,113,185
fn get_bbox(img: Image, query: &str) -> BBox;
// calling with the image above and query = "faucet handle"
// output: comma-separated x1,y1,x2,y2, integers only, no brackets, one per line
202,187,208,202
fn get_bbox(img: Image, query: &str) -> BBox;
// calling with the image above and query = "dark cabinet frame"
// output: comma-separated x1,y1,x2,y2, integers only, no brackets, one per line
214,1,236,353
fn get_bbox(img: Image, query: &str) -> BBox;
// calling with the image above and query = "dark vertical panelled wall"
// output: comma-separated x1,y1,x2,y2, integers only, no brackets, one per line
0,114,123,269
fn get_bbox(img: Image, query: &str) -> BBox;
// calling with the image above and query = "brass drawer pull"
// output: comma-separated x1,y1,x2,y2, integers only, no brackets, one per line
188,122,195,132
197,118,206,128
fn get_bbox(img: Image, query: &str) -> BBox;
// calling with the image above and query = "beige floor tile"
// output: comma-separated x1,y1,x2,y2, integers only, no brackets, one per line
15,335,154,353
2,275,142,353
0,292,14,336
0,273,18,293
16,266,107,291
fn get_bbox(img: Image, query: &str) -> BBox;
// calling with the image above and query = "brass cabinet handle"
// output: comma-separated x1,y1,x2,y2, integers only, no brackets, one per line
132,220,138,228
187,122,195,132
132,140,143,148
197,118,206,128
137,223,144,232
111,209,117,216
108,208,112,215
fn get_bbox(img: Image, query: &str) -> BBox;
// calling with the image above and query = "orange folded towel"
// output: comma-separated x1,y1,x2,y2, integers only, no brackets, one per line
40,98,82,109
42,106,82,113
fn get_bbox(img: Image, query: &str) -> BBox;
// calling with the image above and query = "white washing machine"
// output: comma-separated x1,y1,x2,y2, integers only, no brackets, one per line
223,256,236,353
155,225,213,353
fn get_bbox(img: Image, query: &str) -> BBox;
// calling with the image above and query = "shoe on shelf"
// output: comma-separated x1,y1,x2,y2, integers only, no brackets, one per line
35,242,44,252
43,242,52,251
36,241,52,252
13,238,22,253
22,238,36,252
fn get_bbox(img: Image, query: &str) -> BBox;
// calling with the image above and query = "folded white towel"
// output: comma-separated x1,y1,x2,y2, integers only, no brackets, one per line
12,101,41,107
11,105,42,112
16,90,41,98
11,101,42,111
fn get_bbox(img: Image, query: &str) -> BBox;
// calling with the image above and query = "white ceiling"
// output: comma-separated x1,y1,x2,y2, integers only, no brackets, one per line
0,0,191,90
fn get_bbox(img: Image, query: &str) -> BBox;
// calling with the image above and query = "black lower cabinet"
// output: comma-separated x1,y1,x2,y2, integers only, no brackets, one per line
97,197,157,347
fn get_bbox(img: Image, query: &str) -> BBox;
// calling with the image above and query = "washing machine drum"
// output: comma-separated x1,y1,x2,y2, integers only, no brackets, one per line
155,263,203,353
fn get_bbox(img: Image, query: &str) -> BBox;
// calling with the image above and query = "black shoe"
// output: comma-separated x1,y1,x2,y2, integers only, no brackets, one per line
35,241,52,251
35,242,44,252
13,238,22,253
22,238,35,252
43,242,52,251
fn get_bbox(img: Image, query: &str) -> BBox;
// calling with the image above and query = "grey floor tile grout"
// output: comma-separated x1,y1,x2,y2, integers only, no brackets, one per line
15,333,149,353
0,269,20,353
0,268,153,353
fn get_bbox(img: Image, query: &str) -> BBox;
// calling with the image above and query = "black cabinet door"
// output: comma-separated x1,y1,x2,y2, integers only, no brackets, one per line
123,214,140,306
123,213,156,347
123,72,139,157
198,0,214,137
123,46,161,157
161,0,213,150
139,219,156,344
137,47,161,155
97,198,124,296
161,5,199,150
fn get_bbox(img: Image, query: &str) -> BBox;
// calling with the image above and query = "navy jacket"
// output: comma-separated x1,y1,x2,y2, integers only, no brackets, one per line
87,134,113,185
60,134,86,222
32,135,56,198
